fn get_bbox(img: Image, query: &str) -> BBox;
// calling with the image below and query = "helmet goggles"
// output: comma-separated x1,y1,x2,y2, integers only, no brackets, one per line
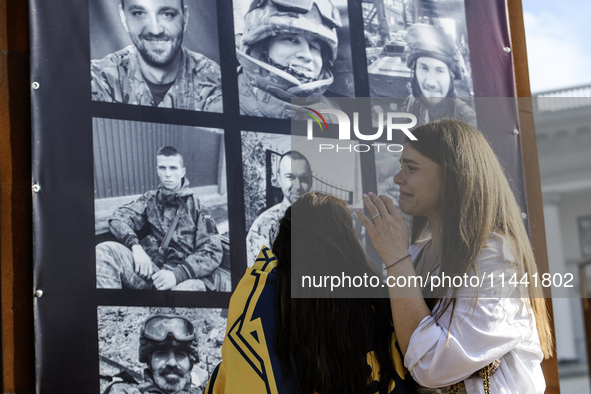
248,0,342,28
141,315,196,342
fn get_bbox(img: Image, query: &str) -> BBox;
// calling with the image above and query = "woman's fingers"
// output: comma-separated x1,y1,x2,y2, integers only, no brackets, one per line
361,192,403,227
358,193,411,261
369,193,388,217
362,193,381,219
355,209,374,232
380,195,398,217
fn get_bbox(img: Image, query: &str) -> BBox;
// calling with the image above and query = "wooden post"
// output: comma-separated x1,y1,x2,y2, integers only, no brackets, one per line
0,0,35,392
507,0,560,392
580,261,591,388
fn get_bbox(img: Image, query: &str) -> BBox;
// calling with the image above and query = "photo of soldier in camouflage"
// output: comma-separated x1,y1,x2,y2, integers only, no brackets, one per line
401,23,476,126
98,306,226,394
233,0,353,119
89,0,223,112
245,150,312,267
363,0,476,126
93,119,230,292
241,131,364,266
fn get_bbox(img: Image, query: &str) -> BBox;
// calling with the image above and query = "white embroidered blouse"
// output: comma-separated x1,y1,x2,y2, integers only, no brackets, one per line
404,233,546,394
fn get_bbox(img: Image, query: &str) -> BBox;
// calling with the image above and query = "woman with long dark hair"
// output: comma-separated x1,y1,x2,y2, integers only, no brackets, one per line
358,119,552,393
207,192,411,393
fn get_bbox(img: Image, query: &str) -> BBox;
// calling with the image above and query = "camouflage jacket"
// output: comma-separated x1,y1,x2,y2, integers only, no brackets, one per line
105,370,203,394
238,71,339,119
403,96,477,127
245,199,290,267
91,46,223,112
106,382,202,394
108,179,222,284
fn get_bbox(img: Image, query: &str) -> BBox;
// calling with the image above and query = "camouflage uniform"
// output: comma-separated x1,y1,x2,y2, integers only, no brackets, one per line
245,199,290,267
403,96,477,127
91,46,223,112
238,70,341,119
96,179,222,289
105,370,203,394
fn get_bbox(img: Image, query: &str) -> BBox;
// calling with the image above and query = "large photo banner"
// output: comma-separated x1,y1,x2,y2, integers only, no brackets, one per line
30,0,526,391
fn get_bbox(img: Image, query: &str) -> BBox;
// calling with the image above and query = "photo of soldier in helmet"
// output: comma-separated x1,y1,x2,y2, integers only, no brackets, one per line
99,307,226,394
233,0,349,119
363,0,476,127
402,23,476,126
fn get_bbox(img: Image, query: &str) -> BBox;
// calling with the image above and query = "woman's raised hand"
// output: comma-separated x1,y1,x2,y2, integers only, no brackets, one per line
356,193,410,265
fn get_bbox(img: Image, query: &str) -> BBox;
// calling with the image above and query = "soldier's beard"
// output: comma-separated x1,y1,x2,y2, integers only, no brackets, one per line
152,365,191,393
132,32,183,69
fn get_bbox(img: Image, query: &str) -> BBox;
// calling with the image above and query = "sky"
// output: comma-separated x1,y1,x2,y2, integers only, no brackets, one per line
522,0,591,93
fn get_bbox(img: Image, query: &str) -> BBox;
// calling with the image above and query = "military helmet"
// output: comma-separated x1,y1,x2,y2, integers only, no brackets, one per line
138,315,199,365
405,23,461,80
241,0,341,64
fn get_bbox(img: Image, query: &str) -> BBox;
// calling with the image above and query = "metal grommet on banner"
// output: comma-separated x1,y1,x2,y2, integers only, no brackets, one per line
513,129,519,135
521,212,528,220
32,81,40,90
32,183,41,193
503,46,511,53
35,290,43,298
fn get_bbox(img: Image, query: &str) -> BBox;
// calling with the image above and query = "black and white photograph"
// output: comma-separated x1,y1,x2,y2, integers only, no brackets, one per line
241,130,363,266
364,0,476,126
89,0,223,112
93,118,231,292
232,0,354,119
98,306,226,394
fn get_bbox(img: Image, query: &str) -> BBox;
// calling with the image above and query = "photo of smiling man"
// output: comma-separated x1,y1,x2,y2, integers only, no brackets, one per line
245,150,312,267
363,0,476,126
241,130,364,267
233,0,352,119
98,306,226,393
90,0,223,112
402,23,476,126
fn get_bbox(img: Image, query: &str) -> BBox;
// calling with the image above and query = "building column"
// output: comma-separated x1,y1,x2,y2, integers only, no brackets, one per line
544,193,578,361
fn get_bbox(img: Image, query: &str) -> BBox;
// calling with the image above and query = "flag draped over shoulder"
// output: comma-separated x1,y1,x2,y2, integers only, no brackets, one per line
206,247,409,394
